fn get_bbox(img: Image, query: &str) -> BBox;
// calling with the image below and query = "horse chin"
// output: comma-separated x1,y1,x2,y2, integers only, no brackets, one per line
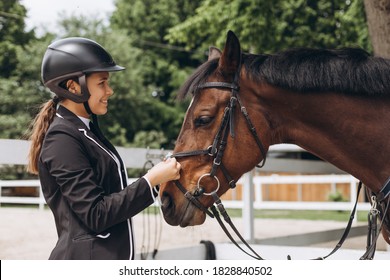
161,200,206,227
178,205,206,227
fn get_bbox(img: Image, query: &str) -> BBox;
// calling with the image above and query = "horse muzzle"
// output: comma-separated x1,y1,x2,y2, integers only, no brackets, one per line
160,181,208,227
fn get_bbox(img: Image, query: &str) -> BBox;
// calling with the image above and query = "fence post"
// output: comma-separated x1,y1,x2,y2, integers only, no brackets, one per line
254,177,262,204
242,170,255,243
0,180,2,207
38,184,44,211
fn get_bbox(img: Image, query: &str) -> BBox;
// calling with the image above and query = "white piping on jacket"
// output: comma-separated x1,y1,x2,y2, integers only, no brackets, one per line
96,233,111,239
78,128,134,259
78,129,124,186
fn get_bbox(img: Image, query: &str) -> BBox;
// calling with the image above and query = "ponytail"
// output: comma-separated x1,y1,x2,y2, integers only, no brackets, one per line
27,98,58,174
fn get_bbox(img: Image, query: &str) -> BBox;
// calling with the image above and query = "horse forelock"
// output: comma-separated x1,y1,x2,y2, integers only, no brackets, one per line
243,48,390,97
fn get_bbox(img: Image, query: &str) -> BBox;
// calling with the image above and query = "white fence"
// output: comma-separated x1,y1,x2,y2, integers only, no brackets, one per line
0,178,135,210
0,180,46,210
0,174,371,214
228,174,371,212
0,139,371,217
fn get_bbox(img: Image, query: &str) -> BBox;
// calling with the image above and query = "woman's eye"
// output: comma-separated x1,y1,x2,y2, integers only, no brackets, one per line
194,116,213,127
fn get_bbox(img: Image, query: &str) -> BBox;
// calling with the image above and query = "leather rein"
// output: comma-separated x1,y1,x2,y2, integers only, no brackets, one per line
167,63,390,260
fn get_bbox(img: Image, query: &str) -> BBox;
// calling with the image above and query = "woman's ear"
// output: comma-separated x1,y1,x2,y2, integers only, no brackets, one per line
66,80,81,94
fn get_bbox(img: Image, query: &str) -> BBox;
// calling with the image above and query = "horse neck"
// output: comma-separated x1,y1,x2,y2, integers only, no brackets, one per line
257,84,390,192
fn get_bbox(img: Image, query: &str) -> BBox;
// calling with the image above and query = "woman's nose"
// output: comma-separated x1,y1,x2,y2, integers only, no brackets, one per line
107,85,114,96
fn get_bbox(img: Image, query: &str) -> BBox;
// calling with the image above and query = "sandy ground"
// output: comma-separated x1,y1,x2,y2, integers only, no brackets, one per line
0,207,388,260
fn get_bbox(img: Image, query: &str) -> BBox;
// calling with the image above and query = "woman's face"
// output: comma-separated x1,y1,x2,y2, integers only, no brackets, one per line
87,71,113,115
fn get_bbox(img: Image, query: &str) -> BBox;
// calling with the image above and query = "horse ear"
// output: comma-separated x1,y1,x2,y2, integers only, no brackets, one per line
208,47,222,61
218,30,241,76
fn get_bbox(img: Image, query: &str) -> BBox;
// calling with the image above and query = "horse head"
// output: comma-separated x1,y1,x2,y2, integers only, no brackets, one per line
160,31,271,227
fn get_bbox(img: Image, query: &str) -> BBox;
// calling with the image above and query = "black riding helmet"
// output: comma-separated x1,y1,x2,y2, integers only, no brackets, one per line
41,37,124,104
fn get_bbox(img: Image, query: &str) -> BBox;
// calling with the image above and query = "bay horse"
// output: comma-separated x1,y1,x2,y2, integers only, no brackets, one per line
159,31,390,248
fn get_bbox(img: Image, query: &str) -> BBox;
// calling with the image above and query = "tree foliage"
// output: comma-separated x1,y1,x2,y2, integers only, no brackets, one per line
0,0,35,78
167,0,371,53
110,0,202,101
0,0,47,140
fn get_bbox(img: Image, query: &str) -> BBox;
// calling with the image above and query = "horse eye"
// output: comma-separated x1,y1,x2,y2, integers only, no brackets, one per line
194,116,213,127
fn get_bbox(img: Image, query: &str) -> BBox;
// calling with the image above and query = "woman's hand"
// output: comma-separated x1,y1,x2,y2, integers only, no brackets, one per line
143,157,181,186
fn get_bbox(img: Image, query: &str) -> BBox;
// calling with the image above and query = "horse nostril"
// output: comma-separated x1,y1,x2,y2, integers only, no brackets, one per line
160,190,181,226
161,191,174,210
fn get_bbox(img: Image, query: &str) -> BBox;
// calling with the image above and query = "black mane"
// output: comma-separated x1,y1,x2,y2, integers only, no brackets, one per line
178,47,390,99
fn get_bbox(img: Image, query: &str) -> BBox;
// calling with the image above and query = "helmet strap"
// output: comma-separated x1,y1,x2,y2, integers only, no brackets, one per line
79,75,93,115
80,74,106,145
79,74,108,146
83,101,93,115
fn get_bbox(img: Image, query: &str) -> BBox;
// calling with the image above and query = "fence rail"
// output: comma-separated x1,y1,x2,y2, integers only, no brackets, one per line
0,174,371,215
0,180,46,210
251,174,371,212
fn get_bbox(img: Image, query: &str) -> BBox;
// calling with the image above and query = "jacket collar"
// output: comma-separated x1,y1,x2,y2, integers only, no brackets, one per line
56,105,109,152
56,105,128,187
56,105,90,131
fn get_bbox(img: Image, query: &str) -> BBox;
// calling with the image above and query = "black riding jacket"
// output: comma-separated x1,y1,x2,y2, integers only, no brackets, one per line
38,106,156,259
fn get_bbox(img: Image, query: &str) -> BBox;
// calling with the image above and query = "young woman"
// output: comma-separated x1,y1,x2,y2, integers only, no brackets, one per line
28,37,181,260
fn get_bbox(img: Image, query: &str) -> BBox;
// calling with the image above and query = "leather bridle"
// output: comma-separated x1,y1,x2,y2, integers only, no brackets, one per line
165,61,270,259
166,58,390,260
168,61,267,220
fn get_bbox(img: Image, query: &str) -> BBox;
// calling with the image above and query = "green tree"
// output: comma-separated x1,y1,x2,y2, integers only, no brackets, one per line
276,0,370,50
0,36,53,139
0,0,41,140
166,0,371,54
110,0,202,102
0,0,35,78
0,0,45,179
